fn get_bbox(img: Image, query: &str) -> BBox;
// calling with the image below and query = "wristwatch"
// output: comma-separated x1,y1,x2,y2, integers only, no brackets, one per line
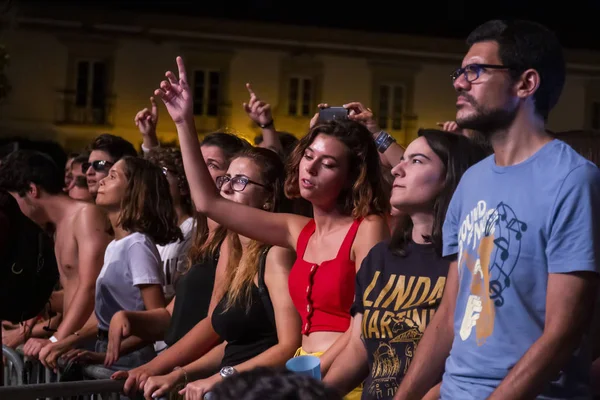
220,366,237,379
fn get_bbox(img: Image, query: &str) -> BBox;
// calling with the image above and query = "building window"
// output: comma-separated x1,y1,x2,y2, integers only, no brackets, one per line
377,84,405,131
75,60,107,109
57,59,111,126
193,70,220,117
288,77,313,117
592,101,600,130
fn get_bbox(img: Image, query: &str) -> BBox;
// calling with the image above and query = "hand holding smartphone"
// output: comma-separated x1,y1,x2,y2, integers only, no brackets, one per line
317,106,348,123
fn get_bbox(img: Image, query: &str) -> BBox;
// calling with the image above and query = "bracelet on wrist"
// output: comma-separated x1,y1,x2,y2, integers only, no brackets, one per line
374,130,396,153
174,366,189,386
258,120,274,129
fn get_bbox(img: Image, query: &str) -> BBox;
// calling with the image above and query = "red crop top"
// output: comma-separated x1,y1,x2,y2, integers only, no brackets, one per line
289,218,363,335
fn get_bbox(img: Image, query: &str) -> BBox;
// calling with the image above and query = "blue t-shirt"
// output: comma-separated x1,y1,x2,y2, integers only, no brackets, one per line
441,139,600,399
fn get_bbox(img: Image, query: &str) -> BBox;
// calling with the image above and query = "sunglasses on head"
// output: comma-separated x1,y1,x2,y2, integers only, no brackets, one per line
82,160,113,173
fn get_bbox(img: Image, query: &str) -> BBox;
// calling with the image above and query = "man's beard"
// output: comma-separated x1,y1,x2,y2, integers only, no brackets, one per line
456,94,518,138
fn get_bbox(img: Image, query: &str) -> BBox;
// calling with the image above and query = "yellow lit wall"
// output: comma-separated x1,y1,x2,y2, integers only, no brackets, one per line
0,22,598,153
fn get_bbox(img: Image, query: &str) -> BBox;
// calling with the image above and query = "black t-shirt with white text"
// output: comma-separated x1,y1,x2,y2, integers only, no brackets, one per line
353,241,449,400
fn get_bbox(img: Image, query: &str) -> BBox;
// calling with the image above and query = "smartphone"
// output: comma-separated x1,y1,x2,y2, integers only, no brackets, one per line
317,107,348,123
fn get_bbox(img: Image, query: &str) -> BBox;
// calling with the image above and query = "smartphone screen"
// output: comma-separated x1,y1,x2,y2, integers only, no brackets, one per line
317,107,348,123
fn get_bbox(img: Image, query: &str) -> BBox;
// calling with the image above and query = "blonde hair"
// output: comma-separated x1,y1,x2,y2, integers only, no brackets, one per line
222,233,269,312
220,147,287,312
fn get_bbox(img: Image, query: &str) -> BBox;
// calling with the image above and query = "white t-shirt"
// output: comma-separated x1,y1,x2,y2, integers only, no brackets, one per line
95,232,164,331
156,217,195,299
153,217,195,353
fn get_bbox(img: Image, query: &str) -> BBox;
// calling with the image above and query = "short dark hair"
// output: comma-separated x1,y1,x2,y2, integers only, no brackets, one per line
88,134,137,161
0,150,64,196
466,19,566,120
72,153,90,166
209,367,342,400
201,132,251,162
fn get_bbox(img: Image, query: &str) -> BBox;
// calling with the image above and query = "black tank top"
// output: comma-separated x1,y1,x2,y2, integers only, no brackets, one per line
164,245,221,347
211,248,278,367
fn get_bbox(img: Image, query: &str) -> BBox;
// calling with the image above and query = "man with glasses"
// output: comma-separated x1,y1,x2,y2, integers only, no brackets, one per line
0,150,113,370
394,20,600,400
85,134,137,200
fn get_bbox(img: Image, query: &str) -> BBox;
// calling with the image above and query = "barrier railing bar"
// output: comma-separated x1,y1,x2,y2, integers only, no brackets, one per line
2,345,25,385
0,378,124,399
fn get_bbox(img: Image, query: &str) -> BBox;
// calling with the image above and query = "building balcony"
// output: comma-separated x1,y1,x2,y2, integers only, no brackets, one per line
54,90,115,127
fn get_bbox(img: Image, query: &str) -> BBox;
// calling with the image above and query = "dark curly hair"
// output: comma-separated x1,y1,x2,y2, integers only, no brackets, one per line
209,367,342,400
0,150,63,196
117,156,183,246
88,133,138,161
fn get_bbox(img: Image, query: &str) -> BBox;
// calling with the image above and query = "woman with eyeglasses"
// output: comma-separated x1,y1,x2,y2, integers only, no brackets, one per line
55,156,182,371
138,146,301,400
155,57,389,399
106,133,252,393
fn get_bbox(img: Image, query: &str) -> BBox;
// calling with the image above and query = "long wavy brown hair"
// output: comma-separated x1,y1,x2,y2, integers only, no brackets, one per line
284,119,389,218
222,147,289,312
117,156,183,246
185,132,251,269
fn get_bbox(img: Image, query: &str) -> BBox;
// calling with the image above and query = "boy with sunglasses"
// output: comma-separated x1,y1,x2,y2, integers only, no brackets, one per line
84,134,137,200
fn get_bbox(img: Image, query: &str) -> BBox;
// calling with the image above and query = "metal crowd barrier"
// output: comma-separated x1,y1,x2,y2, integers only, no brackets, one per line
0,379,123,399
1,344,125,399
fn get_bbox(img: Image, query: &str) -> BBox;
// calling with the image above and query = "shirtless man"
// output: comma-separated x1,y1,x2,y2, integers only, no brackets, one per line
0,150,112,368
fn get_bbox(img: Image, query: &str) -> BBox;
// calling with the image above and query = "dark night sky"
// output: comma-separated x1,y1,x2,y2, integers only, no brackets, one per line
25,0,600,51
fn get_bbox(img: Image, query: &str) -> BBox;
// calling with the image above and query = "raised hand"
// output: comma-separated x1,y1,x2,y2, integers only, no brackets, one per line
344,101,380,135
436,121,466,136
243,83,273,127
134,97,159,137
309,103,330,129
154,56,193,125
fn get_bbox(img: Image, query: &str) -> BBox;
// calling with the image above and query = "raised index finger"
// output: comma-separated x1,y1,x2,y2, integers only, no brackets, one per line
150,97,158,115
246,83,256,97
176,56,187,82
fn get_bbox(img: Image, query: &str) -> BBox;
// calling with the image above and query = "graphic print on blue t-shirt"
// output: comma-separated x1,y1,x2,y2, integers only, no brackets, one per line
457,200,527,345
441,139,600,399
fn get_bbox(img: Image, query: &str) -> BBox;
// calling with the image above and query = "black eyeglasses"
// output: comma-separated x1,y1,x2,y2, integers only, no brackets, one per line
451,63,513,83
216,175,266,192
82,160,113,173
